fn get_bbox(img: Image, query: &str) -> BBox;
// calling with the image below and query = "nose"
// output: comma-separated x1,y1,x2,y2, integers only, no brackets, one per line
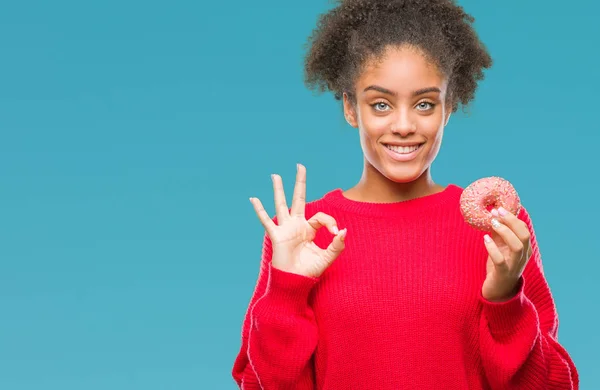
391,108,417,136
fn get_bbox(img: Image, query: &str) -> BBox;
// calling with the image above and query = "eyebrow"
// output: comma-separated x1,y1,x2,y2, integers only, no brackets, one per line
363,85,441,97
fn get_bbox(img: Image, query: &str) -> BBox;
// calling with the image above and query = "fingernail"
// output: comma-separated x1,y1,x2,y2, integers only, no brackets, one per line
491,218,501,229
332,226,339,234
297,163,299,171
491,208,499,217
340,228,347,241
498,207,507,217
484,234,492,243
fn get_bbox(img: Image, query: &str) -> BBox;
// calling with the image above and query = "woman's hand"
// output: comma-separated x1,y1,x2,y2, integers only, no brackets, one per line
482,207,532,302
249,164,347,278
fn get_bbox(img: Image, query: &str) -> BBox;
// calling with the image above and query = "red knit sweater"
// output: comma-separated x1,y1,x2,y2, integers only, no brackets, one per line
232,185,579,389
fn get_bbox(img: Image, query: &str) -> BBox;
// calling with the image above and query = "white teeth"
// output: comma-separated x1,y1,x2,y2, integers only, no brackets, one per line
386,144,421,154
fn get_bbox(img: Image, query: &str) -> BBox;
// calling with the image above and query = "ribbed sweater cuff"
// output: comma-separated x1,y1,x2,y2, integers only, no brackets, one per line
479,277,537,335
263,263,319,309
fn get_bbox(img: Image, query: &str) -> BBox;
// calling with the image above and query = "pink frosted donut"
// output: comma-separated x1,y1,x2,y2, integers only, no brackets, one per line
459,177,521,231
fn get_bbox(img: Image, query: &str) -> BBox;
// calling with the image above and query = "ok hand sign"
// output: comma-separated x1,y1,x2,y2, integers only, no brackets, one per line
249,164,347,278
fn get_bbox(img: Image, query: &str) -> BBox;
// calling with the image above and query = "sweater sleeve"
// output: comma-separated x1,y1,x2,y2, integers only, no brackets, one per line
478,206,579,389
231,232,319,389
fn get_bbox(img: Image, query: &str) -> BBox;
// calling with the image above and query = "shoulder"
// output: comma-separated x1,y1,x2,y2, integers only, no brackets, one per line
517,204,533,222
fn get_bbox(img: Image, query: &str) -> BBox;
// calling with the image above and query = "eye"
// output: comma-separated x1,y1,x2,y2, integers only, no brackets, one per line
416,101,435,111
371,102,391,112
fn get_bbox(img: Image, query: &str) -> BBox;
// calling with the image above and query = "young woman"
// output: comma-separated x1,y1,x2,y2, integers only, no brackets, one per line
232,0,579,388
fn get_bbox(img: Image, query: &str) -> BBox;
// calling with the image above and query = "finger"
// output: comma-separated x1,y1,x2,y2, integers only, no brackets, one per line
322,228,347,264
484,234,509,272
271,174,290,222
496,207,531,243
307,212,339,235
290,163,307,217
490,217,524,254
249,197,276,235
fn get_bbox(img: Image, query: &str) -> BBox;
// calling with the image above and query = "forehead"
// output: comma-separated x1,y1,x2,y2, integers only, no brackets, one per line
357,46,447,93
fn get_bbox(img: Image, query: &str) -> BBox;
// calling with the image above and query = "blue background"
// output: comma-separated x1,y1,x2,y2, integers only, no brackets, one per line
0,0,598,388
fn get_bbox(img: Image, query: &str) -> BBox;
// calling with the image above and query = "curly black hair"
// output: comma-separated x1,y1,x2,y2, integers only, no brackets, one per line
303,0,492,112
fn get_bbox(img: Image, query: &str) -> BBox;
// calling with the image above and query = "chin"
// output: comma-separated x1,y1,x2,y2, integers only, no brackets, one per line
382,166,425,184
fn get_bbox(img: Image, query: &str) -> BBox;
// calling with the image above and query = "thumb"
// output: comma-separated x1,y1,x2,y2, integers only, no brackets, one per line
322,228,347,265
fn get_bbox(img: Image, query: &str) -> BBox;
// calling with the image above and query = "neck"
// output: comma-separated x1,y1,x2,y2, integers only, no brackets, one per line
344,162,444,203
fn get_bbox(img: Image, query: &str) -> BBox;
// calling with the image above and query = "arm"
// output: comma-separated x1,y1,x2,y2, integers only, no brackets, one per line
232,233,319,390
479,207,579,389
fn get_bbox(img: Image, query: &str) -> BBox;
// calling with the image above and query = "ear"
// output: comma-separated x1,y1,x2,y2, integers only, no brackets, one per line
342,92,358,128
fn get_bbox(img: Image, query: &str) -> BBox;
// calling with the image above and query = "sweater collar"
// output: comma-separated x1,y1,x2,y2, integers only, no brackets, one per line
322,184,463,218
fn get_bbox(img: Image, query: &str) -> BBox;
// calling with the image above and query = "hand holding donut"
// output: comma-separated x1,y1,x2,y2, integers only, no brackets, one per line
249,164,347,278
460,177,532,302
482,207,532,302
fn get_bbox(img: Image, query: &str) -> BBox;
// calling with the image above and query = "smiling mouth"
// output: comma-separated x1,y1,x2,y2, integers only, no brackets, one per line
383,143,424,154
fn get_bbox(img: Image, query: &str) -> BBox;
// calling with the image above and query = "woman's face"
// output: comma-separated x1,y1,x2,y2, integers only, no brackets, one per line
343,45,451,184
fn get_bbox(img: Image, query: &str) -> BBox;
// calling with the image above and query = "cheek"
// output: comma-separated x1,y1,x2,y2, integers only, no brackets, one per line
422,123,445,158
359,113,390,140
419,114,445,139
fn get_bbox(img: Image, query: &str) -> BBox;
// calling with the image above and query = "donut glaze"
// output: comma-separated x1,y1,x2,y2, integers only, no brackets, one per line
459,177,521,231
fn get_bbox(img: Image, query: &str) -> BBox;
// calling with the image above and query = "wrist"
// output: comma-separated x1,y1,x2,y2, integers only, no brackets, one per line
485,277,523,303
